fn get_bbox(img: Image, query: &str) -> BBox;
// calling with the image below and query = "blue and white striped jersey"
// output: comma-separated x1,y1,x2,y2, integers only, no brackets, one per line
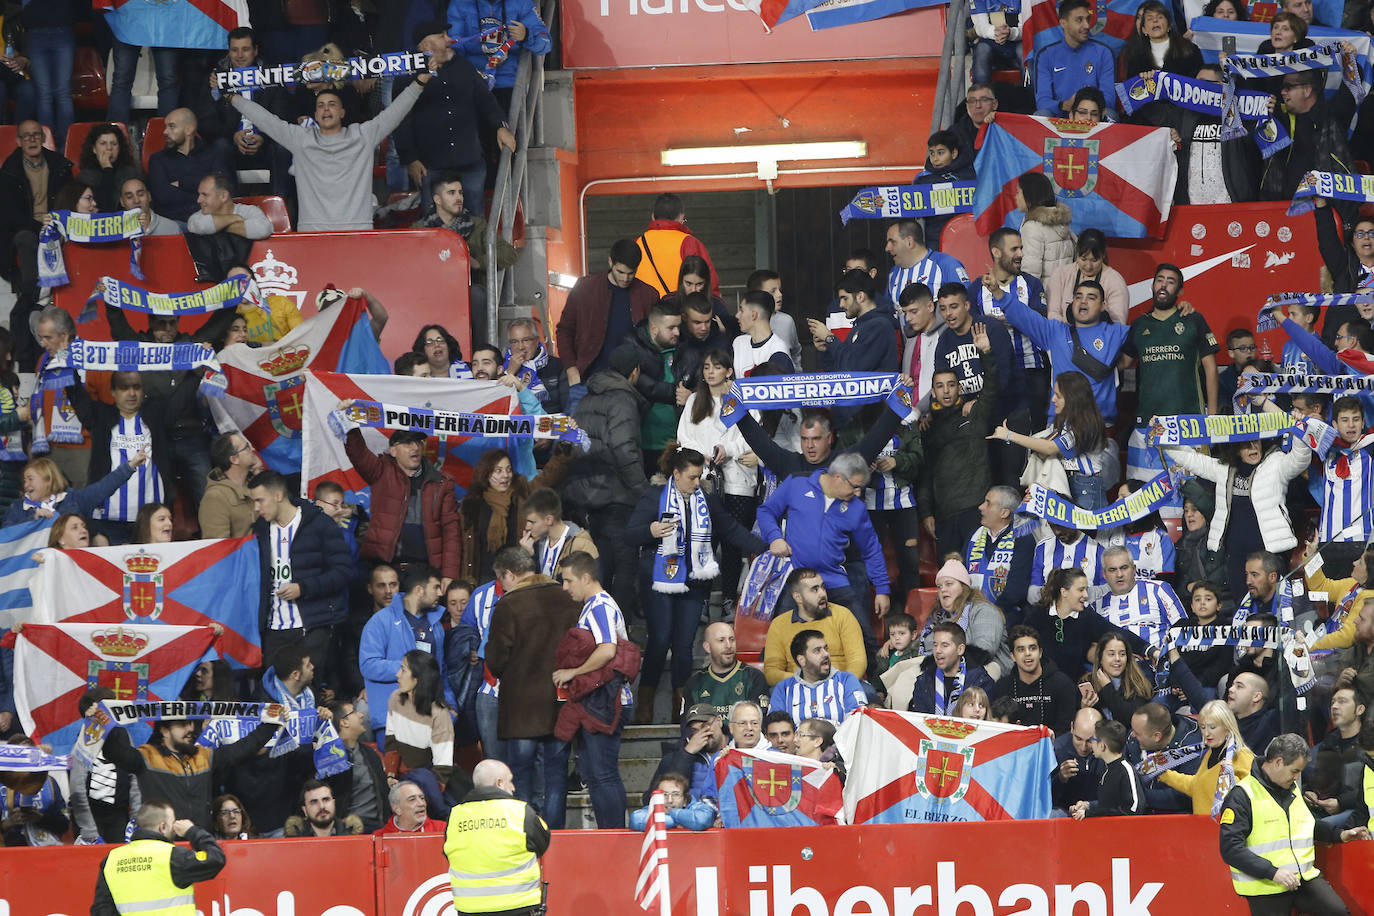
102,414,161,522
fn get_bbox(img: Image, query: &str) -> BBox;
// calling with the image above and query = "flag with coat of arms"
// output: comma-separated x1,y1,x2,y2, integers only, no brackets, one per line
834,708,1054,825
714,747,843,827
207,295,390,473
5,622,217,754
973,113,1176,239
29,537,262,669
95,0,250,50
301,370,527,504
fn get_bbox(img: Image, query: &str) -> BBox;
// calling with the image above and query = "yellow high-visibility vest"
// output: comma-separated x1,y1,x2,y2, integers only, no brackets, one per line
444,797,543,913
102,838,196,915
1229,774,1321,896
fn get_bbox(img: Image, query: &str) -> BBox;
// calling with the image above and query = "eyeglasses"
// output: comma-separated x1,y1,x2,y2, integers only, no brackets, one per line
18,132,43,141
796,731,819,740
1354,230,1374,240
422,336,446,346
1072,108,1100,118
966,96,995,105
1229,344,1257,352
316,498,344,510
217,807,242,816
1054,618,1065,643
1335,333,1357,344
731,720,761,729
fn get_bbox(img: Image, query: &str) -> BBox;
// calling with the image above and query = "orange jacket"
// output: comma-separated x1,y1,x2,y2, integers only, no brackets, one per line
635,219,720,296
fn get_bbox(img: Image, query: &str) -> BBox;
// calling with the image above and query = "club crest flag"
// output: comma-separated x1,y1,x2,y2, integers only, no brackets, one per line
974,114,1176,239
95,0,250,51
207,295,390,473
302,370,521,504
714,747,843,827
29,537,262,669
8,622,216,755
834,708,1055,824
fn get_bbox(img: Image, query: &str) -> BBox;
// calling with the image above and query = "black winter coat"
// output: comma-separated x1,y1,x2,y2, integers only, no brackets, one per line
253,499,353,629
394,55,506,170
565,371,649,511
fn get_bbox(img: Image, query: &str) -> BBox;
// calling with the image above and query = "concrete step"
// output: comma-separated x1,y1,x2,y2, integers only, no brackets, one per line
564,789,643,830
620,723,677,761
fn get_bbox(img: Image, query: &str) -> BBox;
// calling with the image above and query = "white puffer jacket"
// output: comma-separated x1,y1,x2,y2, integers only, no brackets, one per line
1165,441,1311,553
677,392,758,497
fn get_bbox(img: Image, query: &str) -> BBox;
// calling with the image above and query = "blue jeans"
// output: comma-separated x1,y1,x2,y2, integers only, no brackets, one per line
1069,471,1108,512
578,726,626,828
167,434,211,507
567,383,588,416
24,27,73,143
507,734,570,829
404,765,453,819
108,42,181,122
641,585,708,690
475,691,505,762
971,39,1020,87
0,75,35,126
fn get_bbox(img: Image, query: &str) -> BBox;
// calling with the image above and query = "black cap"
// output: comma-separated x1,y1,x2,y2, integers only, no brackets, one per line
388,429,428,447
412,19,451,44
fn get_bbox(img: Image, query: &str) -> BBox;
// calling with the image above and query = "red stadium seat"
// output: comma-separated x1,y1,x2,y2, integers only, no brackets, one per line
904,587,939,633
235,195,292,233
939,214,991,277
71,46,110,114
0,123,56,160
65,121,132,177
141,117,166,173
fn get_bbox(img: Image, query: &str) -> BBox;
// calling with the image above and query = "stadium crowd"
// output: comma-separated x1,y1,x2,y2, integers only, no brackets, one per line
0,10,1369,909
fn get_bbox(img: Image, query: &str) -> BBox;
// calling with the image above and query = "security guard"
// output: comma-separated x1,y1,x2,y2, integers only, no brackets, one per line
444,759,550,916
1218,734,1350,916
91,800,226,916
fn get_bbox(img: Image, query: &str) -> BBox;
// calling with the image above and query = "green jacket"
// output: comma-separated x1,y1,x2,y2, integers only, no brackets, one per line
914,354,999,521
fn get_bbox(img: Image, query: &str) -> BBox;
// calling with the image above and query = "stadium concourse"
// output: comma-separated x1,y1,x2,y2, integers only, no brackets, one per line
4,0,1374,914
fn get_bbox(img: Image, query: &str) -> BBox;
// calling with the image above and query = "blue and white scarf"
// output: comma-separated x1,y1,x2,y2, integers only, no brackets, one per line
1117,71,1289,158
1289,170,1374,216
839,183,975,226
1146,412,1316,446
258,666,317,756
1169,624,1283,651
1136,742,1207,779
80,275,254,324
967,525,1019,599
934,657,966,715
29,350,82,454
38,209,144,288
503,344,549,403
719,372,899,429
62,338,222,374
312,719,350,779
0,745,70,772
1234,372,1374,413
1221,42,1366,140
336,400,589,450
212,50,432,90
1020,469,1179,531
1213,738,1239,817
75,698,291,765
1256,293,1374,331
652,483,717,594
737,553,792,620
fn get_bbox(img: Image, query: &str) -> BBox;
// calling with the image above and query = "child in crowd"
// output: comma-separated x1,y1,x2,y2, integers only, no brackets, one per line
881,613,920,672
914,129,976,251
1070,720,1144,818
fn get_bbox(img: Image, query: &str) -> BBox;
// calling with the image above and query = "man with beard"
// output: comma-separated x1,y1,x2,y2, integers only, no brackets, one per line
969,228,1047,478
684,622,770,719
284,780,365,836
769,630,868,726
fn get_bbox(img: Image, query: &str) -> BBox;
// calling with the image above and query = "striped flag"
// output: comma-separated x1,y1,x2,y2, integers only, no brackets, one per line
0,518,56,628
634,791,670,916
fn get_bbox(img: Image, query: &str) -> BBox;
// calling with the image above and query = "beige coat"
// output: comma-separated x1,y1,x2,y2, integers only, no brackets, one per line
1020,203,1077,288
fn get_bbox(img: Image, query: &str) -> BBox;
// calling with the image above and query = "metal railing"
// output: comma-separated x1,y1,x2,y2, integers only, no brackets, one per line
930,0,971,135
484,0,556,342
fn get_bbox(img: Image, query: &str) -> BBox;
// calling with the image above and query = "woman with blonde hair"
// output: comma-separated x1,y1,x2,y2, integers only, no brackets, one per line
1156,699,1253,815
918,558,1010,674
2,453,146,525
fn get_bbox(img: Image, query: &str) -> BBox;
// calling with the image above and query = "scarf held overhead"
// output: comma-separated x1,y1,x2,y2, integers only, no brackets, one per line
1220,42,1366,140
1289,170,1374,215
1145,412,1314,446
719,372,899,429
61,338,221,374
839,183,976,225
1116,72,1290,159
1020,470,1178,531
38,209,144,288
81,275,256,324
339,400,589,450
213,50,432,90
1256,293,1374,331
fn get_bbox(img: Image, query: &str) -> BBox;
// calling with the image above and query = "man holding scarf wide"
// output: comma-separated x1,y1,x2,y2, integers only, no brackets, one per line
1219,733,1351,916
1258,46,1361,204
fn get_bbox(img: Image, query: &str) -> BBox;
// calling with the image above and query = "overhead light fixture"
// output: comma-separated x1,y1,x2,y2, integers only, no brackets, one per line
660,141,867,169
548,271,579,291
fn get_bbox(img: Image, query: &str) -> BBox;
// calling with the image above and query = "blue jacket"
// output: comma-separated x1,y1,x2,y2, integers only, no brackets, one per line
756,470,890,595
358,595,451,732
1034,39,1116,112
819,306,901,374
629,795,717,831
1,463,136,526
1002,295,1130,423
908,655,997,714
253,500,353,631
447,0,552,90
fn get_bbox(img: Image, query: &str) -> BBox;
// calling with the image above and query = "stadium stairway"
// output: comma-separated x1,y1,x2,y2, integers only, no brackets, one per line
565,723,679,829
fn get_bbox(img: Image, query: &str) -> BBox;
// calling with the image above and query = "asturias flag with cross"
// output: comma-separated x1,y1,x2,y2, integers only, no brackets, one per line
972,113,1177,239
714,747,843,827
833,708,1054,824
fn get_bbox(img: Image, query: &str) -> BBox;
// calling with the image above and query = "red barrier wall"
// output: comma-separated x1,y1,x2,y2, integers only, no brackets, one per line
0,817,1370,916
49,231,472,363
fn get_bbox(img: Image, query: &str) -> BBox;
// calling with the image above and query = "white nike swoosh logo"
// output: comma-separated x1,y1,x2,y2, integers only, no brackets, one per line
1053,66,1066,72
1125,245,1254,308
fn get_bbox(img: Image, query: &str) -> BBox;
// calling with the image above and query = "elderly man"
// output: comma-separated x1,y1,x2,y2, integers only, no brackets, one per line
119,177,181,237
148,108,228,222
443,759,550,916
1219,734,1353,916
186,172,272,239
727,701,768,750
31,307,89,485
965,486,1037,628
504,317,567,413
375,780,446,835
1095,546,1187,650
